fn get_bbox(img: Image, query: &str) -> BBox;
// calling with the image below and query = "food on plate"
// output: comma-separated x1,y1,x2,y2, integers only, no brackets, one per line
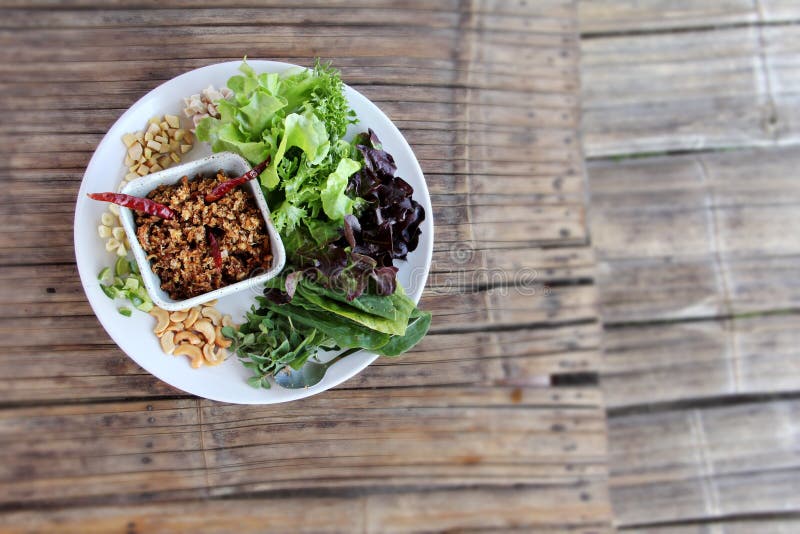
227,274,431,389
121,115,194,184
183,85,234,129
98,205,129,256
195,59,357,243
99,115,196,260
133,172,273,300
89,192,176,219
191,59,431,388
150,302,235,367
98,257,154,314
89,58,431,389
204,158,269,203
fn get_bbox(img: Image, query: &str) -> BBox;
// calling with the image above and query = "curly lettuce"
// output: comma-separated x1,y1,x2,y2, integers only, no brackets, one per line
195,59,359,250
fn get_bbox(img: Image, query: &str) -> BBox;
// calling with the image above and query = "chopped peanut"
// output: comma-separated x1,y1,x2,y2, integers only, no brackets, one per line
165,114,180,128
127,143,143,161
122,133,137,148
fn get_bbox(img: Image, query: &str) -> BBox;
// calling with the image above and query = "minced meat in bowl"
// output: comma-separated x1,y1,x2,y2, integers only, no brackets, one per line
134,171,272,300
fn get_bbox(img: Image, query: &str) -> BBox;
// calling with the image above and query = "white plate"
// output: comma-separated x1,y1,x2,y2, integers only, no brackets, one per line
74,60,433,404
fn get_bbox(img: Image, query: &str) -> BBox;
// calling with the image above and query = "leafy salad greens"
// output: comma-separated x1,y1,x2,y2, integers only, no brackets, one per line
196,59,358,252
197,59,430,388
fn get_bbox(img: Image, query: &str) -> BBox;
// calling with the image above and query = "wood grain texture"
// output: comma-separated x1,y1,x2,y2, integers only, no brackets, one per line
603,314,800,408
0,1,607,532
581,22,800,156
621,518,800,534
580,0,800,34
608,400,800,526
579,1,800,530
589,146,800,324
0,485,613,534
0,388,607,506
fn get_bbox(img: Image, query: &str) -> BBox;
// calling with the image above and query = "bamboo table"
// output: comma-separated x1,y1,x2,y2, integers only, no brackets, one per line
0,1,610,531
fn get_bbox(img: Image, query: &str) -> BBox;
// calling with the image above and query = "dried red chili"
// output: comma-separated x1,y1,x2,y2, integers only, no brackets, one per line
88,192,175,219
204,157,270,203
207,229,222,271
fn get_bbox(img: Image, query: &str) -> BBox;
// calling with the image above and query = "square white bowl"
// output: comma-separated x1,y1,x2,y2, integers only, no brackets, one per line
118,152,286,311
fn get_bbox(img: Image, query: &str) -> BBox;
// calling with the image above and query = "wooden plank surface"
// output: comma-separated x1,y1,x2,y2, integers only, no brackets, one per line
0,389,608,506
0,485,614,534
621,519,800,534
580,1,800,530
609,400,800,525
581,21,800,157
589,146,800,324
0,1,609,532
603,314,800,408
580,0,800,34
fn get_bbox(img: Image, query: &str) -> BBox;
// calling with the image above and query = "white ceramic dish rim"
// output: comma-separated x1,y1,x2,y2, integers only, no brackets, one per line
118,152,287,312
73,60,433,404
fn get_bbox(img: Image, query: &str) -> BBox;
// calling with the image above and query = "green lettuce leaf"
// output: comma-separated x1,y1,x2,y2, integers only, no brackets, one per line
238,92,286,134
261,111,330,189
295,284,409,336
321,157,360,221
259,297,390,351
378,309,432,357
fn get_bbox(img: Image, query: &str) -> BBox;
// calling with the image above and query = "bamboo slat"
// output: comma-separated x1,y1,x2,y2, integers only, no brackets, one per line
580,0,800,34
608,400,800,525
0,484,612,534
603,315,800,408
589,146,800,323
579,2,800,530
581,23,800,156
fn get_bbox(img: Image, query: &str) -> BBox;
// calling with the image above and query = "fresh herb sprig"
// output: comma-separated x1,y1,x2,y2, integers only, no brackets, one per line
222,309,332,389
224,275,431,389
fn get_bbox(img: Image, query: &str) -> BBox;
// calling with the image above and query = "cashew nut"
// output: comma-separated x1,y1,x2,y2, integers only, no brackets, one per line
193,319,215,345
150,307,170,334
174,344,204,369
184,307,201,329
159,330,175,354
166,321,185,333
203,343,226,365
152,303,231,372
205,299,218,306
170,310,189,323
201,306,222,325
174,330,202,346
214,325,232,348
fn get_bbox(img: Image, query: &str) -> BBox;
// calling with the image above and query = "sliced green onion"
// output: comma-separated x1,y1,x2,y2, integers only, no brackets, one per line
123,277,139,291
100,284,118,299
98,261,151,315
129,260,140,275
135,285,149,298
114,256,131,277
97,267,112,284
136,301,154,313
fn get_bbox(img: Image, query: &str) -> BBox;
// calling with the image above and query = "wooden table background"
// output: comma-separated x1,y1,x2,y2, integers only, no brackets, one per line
582,1,800,532
0,1,613,532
